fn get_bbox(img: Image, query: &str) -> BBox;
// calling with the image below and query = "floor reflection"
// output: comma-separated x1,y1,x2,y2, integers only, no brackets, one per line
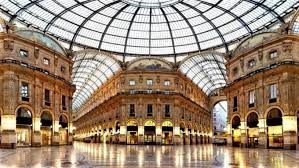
0,142,298,167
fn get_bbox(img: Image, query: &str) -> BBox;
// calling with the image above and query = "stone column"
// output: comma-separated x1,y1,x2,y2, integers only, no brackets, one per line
173,126,181,145
156,125,162,145
52,120,60,145
1,115,16,148
191,129,196,145
185,128,190,145
258,118,267,148
32,117,41,147
119,125,126,144
1,71,17,149
240,121,248,147
283,116,297,150
68,122,73,145
138,125,144,145
226,123,233,146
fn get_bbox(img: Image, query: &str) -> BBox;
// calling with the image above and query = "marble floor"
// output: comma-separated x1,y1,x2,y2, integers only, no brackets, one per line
0,142,299,168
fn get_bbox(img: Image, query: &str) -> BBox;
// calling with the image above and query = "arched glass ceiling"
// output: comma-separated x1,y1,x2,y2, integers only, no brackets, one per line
179,52,227,95
72,50,121,110
122,0,180,8
292,13,299,33
1,0,298,58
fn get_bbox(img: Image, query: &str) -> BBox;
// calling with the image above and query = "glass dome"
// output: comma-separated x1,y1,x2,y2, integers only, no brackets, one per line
1,0,298,58
122,0,180,8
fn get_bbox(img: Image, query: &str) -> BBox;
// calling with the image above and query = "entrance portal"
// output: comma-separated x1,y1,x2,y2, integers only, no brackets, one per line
162,121,173,145
59,115,68,145
267,108,283,149
40,111,53,146
247,112,259,148
127,121,138,144
144,120,156,145
16,108,32,147
232,116,241,147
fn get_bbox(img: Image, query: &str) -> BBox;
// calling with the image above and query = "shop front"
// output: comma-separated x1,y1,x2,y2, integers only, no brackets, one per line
232,116,241,147
127,121,138,144
247,112,259,148
267,108,283,149
144,120,156,145
59,115,68,145
40,111,53,146
16,108,32,147
162,121,173,145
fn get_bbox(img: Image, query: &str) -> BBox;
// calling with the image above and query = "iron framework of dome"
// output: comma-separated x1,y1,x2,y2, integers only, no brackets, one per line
1,0,298,59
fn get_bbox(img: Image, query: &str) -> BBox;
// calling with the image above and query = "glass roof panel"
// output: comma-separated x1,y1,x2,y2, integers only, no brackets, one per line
0,0,296,57
292,14,299,33
179,52,227,96
71,51,121,111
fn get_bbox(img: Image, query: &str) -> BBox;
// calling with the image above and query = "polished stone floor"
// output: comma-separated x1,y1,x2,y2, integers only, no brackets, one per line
0,142,299,168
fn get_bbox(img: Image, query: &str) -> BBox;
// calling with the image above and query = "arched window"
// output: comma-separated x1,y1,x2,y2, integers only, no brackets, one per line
16,108,32,125
247,112,259,128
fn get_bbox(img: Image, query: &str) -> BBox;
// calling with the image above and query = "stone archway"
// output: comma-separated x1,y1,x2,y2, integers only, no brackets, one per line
40,111,53,146
144,120,156,145
59,114,68,145
266,108,283,149
126,120,138,145
247,112,259,148
162,120,173,145
16,107,33,147
231,115,241,147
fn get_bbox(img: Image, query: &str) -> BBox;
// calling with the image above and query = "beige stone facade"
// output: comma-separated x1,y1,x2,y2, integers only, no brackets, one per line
224,27,299,149
0,23,75,148
73,58,212,145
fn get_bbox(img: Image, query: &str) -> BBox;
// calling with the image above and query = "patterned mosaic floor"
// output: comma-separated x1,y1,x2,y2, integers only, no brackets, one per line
0,142,298,167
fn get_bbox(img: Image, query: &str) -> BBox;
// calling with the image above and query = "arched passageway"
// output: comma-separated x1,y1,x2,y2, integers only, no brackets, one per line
267,108,283,149
40,111,53,146
247,112,259,148
16,107,32,146
232,116,241,147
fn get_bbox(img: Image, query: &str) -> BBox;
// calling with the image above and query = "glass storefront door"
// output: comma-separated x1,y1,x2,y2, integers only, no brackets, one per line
127,131,138,144
59,128,68,145
41,127,52,145
162,126,173,145
232,129,241,147
268,126,283,148
16,126,31,146
144,126,156,145
162,131,173,144
248,128,259,148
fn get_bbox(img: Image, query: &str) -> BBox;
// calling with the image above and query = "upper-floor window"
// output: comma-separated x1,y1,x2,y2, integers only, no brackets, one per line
164,80,170,86
269,50,278,59
44,89,51,106
129,89,135,94
146,79,153,86
181,108,184,119
165,104,170,117
233,96,238,112
129,80,136,86
248,59,256,68
21,82,29,101
61,66,66,73
147,104,153,117
19,49,29,58
43,58,50,65
62,95,66,110
232,67,238,76
129,104,135,117
248,90,255,107
147,89,152,94
269,84,277,103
